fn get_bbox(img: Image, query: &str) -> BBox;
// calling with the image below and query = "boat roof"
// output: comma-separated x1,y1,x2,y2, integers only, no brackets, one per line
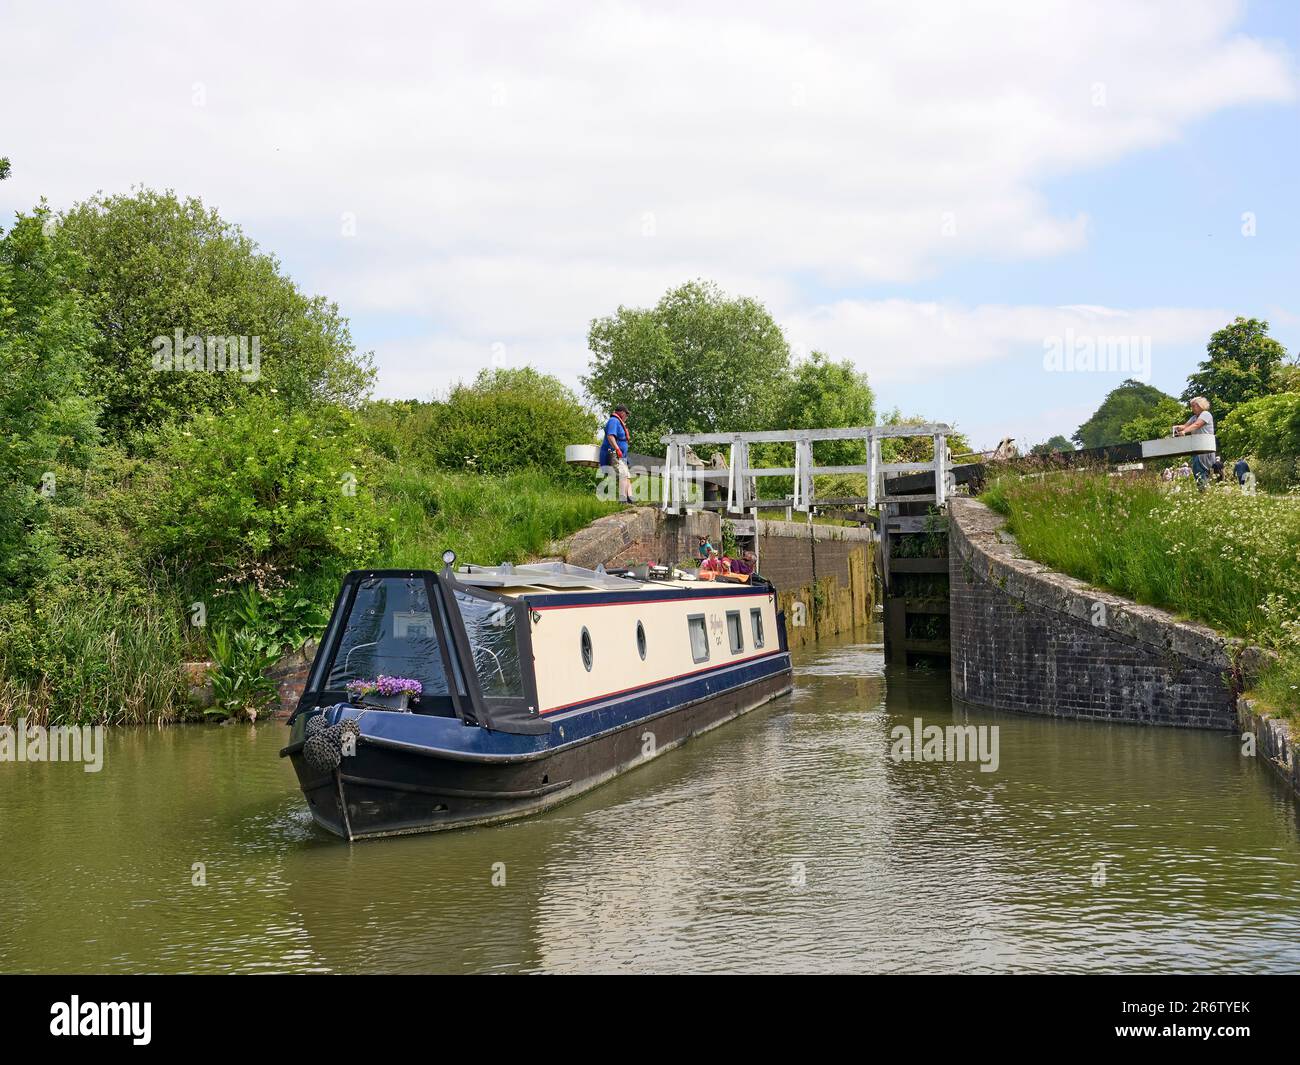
451,561,752,598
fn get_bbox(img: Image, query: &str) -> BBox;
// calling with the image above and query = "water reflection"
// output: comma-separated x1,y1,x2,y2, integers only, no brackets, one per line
2,626,1297,973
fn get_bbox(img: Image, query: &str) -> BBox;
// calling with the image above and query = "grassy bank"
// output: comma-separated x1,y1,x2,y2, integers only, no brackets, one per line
0,463,616,728
982,473,1300,719
379,466,619,568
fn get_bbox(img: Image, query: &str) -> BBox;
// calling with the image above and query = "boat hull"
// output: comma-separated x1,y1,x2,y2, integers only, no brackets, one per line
289,657,792,839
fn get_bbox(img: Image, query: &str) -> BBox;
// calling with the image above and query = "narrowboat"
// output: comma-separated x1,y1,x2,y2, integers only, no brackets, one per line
281,557,793,839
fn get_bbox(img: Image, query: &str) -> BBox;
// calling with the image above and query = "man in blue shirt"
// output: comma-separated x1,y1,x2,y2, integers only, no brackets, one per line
599,404,632,503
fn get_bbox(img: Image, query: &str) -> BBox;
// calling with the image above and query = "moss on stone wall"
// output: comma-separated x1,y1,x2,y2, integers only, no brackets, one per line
780,544,875,649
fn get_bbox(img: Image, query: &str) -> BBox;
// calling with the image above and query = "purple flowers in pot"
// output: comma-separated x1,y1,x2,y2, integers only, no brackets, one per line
346,676,423,700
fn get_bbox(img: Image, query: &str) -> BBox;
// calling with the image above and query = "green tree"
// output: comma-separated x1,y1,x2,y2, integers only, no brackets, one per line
1217,392,1300,462
738,351,878,498
0,208,101,591
583,279,790,448
52,188,374,440
1182,317,1290,421
1073,379,1177,448
1029,435,1074,456
1118,396,1187,443
780,351,875,462
0,157,10,180
1275,363,1300,393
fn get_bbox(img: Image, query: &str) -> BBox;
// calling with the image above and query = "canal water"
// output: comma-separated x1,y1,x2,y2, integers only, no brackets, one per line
3,626,1299,974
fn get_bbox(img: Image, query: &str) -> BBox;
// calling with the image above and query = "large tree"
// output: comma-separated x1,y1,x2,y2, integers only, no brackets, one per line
583,279,790,449
1073,379,1177,449
0,208,101,590
1182,317,1290,421
780,351,875,449
51,189,374,440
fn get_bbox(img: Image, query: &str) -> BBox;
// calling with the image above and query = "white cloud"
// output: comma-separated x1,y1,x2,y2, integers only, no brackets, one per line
783,300,1228,381
0,0,1292,403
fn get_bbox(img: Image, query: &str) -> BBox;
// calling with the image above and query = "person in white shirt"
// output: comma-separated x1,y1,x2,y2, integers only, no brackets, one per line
1172,397,1215,489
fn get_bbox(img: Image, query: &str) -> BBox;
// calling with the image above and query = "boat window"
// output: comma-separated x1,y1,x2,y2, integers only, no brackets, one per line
727,610,744,654
453,589,524,698
636,620,647,660
751,607,765,648
688,614,709,663
326,577,450,696
581,627,594,672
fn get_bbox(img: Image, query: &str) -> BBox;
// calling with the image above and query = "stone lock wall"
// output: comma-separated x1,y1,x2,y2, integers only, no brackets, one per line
1238,697,1300,800
547,508,721,570
551,510,877,649
756,520,875,650
948,497,1257,730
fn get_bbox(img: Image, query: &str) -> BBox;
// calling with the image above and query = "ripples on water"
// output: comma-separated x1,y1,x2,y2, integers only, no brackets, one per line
2,627,1298,973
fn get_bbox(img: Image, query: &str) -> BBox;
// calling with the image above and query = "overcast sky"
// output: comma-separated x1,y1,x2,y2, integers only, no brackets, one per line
3,0,1297,449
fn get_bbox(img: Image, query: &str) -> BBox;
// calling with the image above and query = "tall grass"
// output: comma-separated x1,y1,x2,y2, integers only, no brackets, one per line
376,465,620,568
982,473,1300,718
0,587,189,727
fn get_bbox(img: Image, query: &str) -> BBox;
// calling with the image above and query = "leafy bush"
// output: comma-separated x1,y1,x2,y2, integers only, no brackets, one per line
1218,393,1300,458
155,396,381,589
213,584,329,658
1252,455,1300,494
39,446,173,604
363,368,597,478
207,625,281,721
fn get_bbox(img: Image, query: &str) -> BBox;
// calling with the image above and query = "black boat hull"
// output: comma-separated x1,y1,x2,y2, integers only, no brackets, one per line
290,667,793,839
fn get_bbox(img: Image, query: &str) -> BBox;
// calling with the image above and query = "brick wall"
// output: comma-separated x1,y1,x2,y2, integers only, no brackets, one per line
949,497,1251,730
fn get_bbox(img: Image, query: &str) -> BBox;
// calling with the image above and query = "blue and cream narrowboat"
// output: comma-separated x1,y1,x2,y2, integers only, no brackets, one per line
282,558,793,839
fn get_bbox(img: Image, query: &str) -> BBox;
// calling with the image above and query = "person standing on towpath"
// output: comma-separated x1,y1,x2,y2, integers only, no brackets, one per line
1172,396,1215,490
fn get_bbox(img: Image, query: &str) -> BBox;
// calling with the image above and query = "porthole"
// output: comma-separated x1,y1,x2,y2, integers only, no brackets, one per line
580,627,593,672
636,620,647,660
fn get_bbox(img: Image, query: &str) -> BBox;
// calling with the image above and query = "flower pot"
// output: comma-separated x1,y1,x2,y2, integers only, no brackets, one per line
357,692,412,711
